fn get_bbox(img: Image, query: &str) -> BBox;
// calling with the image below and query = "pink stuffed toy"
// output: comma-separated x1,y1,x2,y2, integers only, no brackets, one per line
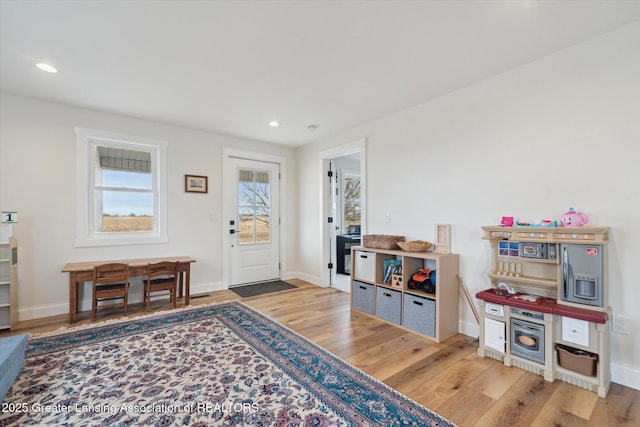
561,208,588,227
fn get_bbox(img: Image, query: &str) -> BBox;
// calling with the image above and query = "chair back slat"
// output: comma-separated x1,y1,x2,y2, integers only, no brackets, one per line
144,261,179,311
91,263,129,320
93,263,129,284
147,261,178,279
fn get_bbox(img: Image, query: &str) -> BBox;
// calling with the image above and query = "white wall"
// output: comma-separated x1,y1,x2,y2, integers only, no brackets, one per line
0,93,298,318
297,22,640,389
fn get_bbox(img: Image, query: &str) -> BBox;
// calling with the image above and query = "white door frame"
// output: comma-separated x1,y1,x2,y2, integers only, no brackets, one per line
319,138,366,287
222,148,287,288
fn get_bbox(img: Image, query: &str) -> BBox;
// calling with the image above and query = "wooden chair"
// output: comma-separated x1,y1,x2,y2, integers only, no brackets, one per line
92,263,129,320
145,261,178,311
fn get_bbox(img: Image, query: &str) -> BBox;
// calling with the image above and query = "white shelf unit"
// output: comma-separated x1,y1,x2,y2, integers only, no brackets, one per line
350,246,459,343
0,227,18,331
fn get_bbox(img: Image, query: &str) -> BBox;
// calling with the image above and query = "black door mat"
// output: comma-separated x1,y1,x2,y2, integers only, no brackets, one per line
230,280,297,297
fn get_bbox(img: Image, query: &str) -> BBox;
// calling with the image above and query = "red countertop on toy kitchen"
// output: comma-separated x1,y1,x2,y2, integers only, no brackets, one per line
476,288,609,324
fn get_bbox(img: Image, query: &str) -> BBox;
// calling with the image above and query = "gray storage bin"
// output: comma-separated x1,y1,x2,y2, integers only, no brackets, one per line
375,286,402,325
403,293,436,337
352,280,374,314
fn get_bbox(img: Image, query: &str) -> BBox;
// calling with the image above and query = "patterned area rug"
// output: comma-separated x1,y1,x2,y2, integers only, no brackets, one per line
1,302,456,426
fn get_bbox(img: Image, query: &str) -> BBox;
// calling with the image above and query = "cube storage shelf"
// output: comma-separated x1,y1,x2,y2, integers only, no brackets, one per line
350,246,459,343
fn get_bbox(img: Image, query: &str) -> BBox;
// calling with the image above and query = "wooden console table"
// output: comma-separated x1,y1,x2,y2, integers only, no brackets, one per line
62,256,196,323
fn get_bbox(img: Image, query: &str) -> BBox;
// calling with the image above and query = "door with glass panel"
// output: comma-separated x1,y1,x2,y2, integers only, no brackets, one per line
226,157,280,286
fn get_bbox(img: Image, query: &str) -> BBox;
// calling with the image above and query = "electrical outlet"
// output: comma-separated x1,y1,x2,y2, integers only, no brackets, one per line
384,213,391,224
613,315,630,334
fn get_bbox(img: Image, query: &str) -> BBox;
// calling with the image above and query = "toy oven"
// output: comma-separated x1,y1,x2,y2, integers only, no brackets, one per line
510,317,545,365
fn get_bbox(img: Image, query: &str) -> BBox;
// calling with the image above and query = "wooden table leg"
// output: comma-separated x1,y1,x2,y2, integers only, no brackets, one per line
184,263,191,306
69,272,77,323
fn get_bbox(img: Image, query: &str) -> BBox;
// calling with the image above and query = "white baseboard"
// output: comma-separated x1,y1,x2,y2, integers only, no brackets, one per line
191,281,225,295
459,320,480,339
19,302,69,321
285,271,322,287
612,363,640,391
18,281,224,322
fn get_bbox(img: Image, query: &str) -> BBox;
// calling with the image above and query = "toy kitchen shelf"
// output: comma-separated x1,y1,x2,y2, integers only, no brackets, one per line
477,225,611,397
349,246,459,343
482,226,609,300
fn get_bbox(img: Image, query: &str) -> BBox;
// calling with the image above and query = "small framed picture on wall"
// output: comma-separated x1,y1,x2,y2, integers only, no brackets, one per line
185,175,208,193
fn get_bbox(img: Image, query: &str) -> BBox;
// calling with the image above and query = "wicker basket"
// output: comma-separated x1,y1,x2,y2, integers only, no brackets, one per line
362,235,405,249
397,240,433,252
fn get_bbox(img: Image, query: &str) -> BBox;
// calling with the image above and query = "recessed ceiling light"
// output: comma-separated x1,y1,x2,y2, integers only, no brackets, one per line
268,121,280,127
35,62,58,73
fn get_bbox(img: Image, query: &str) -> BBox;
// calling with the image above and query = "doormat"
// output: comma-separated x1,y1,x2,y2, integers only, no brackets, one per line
230,280,297,297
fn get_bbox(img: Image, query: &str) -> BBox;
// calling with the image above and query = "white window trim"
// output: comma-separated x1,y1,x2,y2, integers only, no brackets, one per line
75,127,168,247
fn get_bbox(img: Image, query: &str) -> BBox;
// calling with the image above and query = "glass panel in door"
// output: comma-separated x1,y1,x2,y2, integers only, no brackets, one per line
237,168,271,244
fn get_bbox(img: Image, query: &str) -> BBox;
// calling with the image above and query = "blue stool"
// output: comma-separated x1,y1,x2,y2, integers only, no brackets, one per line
0,334,28,402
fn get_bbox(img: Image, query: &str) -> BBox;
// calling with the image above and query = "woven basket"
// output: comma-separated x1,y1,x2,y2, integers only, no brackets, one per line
397,240,433,252
362,235,405,250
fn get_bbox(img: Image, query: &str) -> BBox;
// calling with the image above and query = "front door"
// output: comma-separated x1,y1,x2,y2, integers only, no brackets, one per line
225,157,280,286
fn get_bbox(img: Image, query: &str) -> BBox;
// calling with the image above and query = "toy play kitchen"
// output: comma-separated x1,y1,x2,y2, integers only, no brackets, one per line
476,219,612,397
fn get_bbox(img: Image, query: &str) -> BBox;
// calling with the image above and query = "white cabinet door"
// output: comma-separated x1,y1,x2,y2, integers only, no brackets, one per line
485,317,506,353
562,316,590,347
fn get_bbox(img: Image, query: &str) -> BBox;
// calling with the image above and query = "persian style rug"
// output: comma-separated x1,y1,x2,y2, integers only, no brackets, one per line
0,302,456,426
230,280,298,298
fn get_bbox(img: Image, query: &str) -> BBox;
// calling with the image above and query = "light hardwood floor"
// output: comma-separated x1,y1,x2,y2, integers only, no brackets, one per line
2,279,638,426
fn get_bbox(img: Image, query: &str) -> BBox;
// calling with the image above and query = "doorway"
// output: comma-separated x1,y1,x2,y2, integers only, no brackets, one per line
223,150,286,287
320,139,366,292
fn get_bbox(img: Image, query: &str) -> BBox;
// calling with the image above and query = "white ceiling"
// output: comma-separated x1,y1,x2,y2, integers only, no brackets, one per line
2,1,640,147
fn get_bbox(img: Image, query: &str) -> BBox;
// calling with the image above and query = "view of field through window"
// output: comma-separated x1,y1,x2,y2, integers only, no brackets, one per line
97,148,154,233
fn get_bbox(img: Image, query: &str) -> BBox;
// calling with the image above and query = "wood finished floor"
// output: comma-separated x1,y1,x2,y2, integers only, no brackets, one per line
2,279,638,426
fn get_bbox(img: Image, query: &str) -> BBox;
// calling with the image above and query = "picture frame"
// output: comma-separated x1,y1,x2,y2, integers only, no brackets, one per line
435,224,451,254
185,175,208,193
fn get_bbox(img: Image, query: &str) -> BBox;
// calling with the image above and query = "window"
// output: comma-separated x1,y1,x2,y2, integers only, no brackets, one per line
75,128,168,246
342,171,361,232
237,168,271,244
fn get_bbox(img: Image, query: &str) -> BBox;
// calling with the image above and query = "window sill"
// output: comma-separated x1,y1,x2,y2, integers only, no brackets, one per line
74,234,169,248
